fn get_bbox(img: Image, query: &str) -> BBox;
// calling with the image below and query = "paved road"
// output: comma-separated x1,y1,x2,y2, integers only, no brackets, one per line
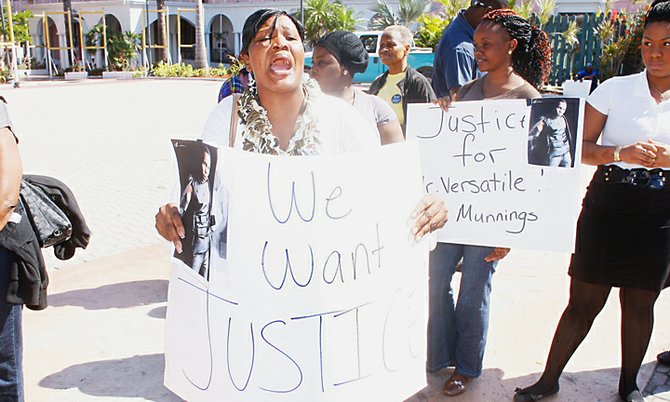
4,79,670,401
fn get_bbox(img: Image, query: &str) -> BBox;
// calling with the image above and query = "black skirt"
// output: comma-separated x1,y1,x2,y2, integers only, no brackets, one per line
569,166,670,291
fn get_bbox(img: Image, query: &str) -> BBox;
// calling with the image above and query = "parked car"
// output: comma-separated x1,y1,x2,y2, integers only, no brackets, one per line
304,31,435,84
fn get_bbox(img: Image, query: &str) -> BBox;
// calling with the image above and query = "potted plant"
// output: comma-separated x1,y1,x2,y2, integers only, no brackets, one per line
64,63,88,80
101,31,144,79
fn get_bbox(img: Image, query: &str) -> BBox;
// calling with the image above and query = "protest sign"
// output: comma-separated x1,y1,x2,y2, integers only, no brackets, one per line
406,98,584,252
164,141,429,401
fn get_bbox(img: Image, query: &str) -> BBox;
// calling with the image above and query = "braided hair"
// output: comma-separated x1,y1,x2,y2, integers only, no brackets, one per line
646,0,670,27
480,9,552,89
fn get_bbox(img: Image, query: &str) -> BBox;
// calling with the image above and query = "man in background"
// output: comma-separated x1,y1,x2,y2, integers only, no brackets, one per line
431,0,507,99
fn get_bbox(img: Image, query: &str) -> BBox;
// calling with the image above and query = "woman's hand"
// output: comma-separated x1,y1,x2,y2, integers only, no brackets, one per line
155,203,185,253
648,139,670,168
484,247,510,262
411,194,448,241
620,141,657,168
432,96,453,112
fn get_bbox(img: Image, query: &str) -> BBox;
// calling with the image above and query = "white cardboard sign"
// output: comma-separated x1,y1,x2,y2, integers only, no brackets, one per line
406,98,584,253
164,141,429,401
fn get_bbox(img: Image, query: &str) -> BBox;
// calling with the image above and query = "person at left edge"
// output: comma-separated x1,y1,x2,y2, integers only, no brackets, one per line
0,96,25,402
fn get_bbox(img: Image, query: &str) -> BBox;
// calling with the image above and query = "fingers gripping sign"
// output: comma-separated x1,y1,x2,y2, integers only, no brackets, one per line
410,194,448,241
155,203,186,253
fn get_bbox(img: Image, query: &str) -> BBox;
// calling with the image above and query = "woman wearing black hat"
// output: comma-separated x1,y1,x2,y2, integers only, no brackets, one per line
310,30,404,145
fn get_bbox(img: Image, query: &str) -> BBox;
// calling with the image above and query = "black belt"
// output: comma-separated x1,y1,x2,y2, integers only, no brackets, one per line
598,165,667,190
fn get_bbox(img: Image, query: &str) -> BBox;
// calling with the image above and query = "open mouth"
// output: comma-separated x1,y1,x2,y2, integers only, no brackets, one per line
270,56,293,74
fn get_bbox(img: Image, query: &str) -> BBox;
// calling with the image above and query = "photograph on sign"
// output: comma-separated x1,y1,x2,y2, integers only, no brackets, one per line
170,139,229,280
527,97,580,168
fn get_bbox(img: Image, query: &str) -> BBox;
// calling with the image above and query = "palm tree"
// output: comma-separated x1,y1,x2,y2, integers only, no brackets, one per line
62,0,74,65
369,0,398,30
194,0,208,70
156,0,169,63
535,0,556,29
330,2,359,32
437,0,469,21
302,0,332,42
370,0,428,30
297,0,360,43
397,0,430,27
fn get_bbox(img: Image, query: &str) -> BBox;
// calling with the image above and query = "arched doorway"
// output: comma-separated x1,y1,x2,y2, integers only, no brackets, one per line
168,15,194,64
104,14,122,34
209,14,234,64
145,18,168,65
44,17,60,66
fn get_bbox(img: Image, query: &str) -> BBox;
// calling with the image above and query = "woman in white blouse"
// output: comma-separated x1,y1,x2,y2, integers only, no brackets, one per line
514,1,670,402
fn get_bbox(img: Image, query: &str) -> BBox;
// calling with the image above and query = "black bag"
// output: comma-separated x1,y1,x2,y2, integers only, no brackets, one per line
20,180,72,248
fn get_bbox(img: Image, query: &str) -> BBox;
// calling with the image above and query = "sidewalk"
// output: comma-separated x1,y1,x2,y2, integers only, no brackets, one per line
23,238,670,401
6,79,670,401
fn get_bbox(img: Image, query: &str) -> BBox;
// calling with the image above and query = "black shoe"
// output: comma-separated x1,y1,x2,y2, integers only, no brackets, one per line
657,350,670,366
513,384,559,402
621,390,645,402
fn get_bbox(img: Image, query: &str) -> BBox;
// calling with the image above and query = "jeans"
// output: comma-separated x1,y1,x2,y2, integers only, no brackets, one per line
427,243,497,378
0,247,23,401
548,150,572,167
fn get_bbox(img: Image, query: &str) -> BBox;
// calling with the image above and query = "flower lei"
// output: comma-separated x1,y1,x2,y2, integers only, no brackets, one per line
237,79,322,156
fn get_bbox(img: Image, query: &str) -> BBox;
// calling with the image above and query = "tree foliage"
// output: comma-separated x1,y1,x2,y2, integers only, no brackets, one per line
436,0,469,21
0,9,32,44
597,9,645,80
86,24,142,71
295,0,360,44
413,0,466,49
398,0,431,27
414,14,448,49
369,0,398,30
370,0,430,29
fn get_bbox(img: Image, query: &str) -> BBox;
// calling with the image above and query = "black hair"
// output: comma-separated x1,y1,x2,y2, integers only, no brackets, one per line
314,31,369,75
471,0,508,9
646,0,670,27
241,9,305,55
480,9,552,89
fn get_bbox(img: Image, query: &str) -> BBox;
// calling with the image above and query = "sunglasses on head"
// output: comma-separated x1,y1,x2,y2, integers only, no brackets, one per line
472,1,491,8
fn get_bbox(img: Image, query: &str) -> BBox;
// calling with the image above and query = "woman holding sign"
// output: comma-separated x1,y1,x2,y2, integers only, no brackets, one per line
515,2,670,401
428,9,551,397
155,10,447,274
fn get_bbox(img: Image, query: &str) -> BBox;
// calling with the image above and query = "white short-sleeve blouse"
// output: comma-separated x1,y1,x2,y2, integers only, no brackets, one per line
201,90,380,153
587,70,670,169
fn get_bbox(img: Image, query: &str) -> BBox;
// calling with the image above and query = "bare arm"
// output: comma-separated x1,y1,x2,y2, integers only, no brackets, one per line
582,103,656,167
0,127,22,231
379,119,404,145
449,87,460,101
528,119,545,138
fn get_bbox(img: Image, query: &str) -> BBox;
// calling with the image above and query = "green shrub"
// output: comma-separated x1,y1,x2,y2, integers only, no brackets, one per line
151,61,236,78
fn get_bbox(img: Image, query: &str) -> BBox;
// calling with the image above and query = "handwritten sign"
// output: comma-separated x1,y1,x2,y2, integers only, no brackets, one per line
406,99,584,252
164,141,429,401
